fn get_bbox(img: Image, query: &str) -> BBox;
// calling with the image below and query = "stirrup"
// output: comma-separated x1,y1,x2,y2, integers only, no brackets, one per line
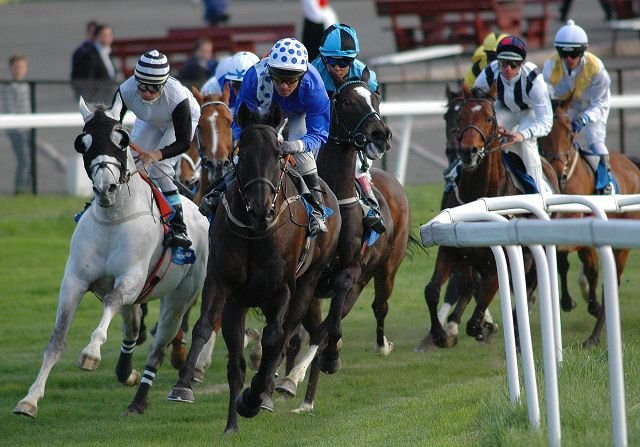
167,230,192,248
308,212,327,236
597,183,614,196
364,208,386,234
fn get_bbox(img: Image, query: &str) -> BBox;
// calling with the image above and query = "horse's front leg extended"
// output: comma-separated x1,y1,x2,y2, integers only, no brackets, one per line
422,248,455,349
237,286,291,420
556,251,577,311
78,277,141,371
224,303,248,433
14,279,88,418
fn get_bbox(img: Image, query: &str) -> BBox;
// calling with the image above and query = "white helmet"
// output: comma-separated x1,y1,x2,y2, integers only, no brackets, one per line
226,51,259,82
214,55,233,80
554,20,588,52
267,37,308,77
135,50,170,85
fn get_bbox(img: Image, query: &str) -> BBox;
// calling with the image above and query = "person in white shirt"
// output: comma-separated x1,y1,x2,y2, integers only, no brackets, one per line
543,20,613,194
113,50,201,247
474,35,553,192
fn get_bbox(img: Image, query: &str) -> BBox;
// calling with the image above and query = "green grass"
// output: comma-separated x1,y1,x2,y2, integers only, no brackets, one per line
1,188,639,446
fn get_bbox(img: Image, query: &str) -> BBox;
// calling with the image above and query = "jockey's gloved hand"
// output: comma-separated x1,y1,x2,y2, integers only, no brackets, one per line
281,140,304,155
571,115,589,133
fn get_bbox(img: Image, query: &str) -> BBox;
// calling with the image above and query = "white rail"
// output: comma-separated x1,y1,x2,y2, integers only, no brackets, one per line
419,193,640,447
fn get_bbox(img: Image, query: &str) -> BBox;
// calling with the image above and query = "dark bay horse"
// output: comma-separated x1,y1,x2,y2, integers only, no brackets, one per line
539,97,640,347
14,96,209,418
167,102,341,433
423,83,558,349
274,72,411,411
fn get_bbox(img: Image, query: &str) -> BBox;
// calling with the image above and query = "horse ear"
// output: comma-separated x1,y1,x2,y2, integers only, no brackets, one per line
361,66,370,84
237,102,250,128
192,86,202,105
269,102,283,129
74,133,91,154
222,81,231,104
107,94,123,121
489,81,498,100
79,96,93,121
462,82,472,98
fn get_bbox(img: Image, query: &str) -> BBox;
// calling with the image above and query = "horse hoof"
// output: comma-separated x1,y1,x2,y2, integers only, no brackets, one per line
167,386,195,403
260,393,274,412
375,337,394,356
483,321,499,335
560,298,577,312
291,401,314,414
235,388,261,419
444,335,458,348
123,369,140,386
319,353,341,374
122,403,144,416
77,354,100,371
13,401,37,418
582,337,599,349
275,377,297,397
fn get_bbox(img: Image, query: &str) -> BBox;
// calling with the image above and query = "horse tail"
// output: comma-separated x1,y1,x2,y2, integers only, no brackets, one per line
405,232,428,260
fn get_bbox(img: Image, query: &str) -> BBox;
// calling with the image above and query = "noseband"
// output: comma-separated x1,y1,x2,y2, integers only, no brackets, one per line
329,80,384,149
456,98,500,161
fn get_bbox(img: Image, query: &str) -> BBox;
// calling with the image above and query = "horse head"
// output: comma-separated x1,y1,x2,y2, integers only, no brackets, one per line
329,69,391,160
192,84,234,185
444,84,464,164
539,95,575,189
234,101,286,230
76,95,132,208
456,83,499,169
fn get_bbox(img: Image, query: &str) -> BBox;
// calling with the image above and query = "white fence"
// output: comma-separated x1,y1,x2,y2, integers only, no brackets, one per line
2,94,640,189
420,193,640,447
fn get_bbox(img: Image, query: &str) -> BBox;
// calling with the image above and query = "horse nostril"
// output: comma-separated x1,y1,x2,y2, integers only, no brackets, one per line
108,184,118,193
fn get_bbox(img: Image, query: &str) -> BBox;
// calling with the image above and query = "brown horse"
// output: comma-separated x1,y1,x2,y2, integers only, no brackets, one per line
274,72,410,411
538,97,640,347
167,102,342,433
177,85,233,204
423,83,558,349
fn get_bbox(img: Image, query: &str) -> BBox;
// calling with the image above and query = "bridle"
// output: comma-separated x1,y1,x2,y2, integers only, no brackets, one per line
444,95,464,159
544,112,579,190
456,97,501,163
329,80,384,149
227,124,295,233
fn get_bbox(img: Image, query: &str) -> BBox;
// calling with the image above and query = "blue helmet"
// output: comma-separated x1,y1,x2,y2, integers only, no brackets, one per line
319,24,360,59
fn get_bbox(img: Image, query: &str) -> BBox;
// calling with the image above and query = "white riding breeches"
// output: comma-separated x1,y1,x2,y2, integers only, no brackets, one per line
496,109,545,192
286,112,319,176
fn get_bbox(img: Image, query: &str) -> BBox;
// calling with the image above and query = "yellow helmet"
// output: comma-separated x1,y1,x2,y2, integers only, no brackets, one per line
482,32,508,53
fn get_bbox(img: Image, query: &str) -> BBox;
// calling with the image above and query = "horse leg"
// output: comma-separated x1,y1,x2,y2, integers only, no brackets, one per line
137,303,149,345
276,299,322,400
318,265,359,374
14,280,87,418
193,324,220,383
115,304,144,386
578,248,601,318
168,274,227,403
443,266,475,341
466,274,499,342
170,305,192,370
557,251,577,311
236,286,291,422
421,248,456,349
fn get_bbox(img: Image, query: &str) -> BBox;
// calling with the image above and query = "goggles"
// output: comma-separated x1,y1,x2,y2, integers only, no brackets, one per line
270,73,303,86
498,59,522,69
136,82,163,93
323,56,354,68
557,48,584,59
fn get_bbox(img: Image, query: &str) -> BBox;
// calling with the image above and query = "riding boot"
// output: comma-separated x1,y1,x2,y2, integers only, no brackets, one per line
302,173,328,236
598,154,613,195
168,204,192,248
356,176,386,233
199,171,233,217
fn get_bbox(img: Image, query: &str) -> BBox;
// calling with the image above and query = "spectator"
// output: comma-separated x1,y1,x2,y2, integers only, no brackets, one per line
177,37,215,90
1,54,66,194
203,0,230,26
301,0,338,61
71,23,119,103
71,20,98,81
559,0,612,22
